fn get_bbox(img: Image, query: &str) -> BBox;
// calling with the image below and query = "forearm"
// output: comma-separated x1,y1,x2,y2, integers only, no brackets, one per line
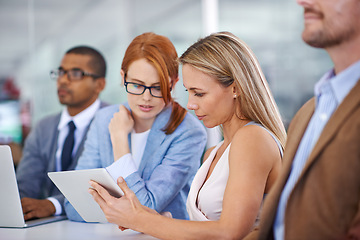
111,133,130,161
132,212,233,240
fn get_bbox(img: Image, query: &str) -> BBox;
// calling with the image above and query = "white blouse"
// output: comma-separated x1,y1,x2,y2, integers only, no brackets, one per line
186,141,228,221
186,121,283,223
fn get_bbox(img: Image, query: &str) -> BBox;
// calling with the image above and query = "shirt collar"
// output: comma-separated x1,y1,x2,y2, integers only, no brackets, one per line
58,99,101,130
314,60,360,104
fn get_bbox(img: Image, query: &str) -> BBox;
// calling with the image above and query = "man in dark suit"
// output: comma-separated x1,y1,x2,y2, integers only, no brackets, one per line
16,46,108,220
245,0,360,239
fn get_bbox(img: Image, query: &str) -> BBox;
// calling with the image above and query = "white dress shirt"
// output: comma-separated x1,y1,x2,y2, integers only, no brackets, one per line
48,99,101,215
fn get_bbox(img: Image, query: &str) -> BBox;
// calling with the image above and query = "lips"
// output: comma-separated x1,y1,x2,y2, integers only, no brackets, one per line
139,105,153,112
57,88,69,97
303,8,323,21
196,115,205,121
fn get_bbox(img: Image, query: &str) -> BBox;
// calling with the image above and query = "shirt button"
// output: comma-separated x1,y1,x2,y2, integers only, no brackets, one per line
320,113,328,121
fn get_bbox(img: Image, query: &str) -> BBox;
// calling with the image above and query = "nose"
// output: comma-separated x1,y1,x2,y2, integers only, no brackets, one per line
187,98,199,110
187,94,198,110
142,88,152,101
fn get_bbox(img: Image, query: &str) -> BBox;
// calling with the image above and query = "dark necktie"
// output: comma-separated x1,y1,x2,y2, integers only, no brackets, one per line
61,121,76,171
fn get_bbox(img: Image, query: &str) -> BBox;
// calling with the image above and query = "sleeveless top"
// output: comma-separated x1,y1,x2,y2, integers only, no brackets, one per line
186,121,283,224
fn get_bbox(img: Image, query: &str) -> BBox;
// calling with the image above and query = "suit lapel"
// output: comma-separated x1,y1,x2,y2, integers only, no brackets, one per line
282,98,315,179
72,101,109,167
138,128,166,173
137,106,170,173
47,115,61,195
48,115,61,172
259,98,315,238
72,123,90,165
296,80,360,182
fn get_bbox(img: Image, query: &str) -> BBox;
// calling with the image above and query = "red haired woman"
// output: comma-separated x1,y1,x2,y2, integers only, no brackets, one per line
64,32,207,221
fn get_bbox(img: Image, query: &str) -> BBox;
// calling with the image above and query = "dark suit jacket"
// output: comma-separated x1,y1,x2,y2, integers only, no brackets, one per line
16,101,108,213
245,80,360,240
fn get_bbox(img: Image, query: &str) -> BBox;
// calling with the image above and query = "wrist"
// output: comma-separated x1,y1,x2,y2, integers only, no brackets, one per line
112,138,130,161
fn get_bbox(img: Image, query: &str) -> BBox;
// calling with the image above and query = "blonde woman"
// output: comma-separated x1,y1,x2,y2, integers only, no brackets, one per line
89,32,286,239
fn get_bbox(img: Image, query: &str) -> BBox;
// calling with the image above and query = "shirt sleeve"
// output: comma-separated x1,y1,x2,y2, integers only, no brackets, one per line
47,197,62,216
105,153,137,180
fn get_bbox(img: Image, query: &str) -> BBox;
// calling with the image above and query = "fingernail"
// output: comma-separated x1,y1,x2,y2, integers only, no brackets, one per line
118,177,124,183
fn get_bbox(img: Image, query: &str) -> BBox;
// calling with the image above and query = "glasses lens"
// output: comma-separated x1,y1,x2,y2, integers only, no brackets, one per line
126,83,145,95
50,70,58,80
68,69,84,81
150,86,162,98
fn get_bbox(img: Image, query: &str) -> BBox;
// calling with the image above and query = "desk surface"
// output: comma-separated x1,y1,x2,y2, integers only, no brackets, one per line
0,220,159,240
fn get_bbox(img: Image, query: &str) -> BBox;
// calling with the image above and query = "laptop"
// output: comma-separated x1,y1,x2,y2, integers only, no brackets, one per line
0,145,67,228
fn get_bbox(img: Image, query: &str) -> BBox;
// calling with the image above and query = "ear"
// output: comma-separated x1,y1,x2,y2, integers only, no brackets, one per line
95,77,106,94
171,77,179,91
232,85,239,99
120,69,125,85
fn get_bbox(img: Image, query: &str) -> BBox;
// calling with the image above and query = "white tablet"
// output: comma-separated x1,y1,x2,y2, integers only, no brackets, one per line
48,168,123,223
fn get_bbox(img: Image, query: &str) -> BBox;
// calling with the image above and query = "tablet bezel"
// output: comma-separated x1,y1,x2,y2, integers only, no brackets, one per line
48,168,123,223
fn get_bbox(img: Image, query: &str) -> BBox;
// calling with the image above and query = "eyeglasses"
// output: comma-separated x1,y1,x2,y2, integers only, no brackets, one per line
124,77,163,98
50,68,100,81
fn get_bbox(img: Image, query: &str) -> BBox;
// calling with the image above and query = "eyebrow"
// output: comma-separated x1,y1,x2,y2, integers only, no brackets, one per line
127,77,160,86
188,87,203,91
182,84,203,91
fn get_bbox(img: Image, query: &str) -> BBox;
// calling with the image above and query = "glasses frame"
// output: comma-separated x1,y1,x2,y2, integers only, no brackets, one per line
50,68,101,82
123,75,163,98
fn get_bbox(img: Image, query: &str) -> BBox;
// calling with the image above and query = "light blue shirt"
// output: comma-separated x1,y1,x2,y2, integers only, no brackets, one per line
274,60,360,240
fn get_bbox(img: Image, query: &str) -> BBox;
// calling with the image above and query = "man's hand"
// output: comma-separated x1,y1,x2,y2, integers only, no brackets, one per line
21,198,56,220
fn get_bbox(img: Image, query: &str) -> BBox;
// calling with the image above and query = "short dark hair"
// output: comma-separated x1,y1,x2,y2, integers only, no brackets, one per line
66,46,106,77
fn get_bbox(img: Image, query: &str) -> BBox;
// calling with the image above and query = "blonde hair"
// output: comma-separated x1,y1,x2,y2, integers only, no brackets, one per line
179,32,286,149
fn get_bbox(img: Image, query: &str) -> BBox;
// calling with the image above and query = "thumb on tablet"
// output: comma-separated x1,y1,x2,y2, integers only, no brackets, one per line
117,177,131,196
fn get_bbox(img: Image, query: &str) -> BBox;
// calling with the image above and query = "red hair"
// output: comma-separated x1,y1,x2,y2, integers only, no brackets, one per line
121,32,186,134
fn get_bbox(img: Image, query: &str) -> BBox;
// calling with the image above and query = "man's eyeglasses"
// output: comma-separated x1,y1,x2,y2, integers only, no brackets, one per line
50,68,100,81
124,77,163,98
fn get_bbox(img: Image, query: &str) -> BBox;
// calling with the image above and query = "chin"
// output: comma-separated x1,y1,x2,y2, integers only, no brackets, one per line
203,121,216,129
135,111,157,121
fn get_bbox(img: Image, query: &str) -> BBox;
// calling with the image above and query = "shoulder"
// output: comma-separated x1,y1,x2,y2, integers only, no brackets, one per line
24,113,60,143
35,113,60,129
94,104,121,121
99,101,110,108
287,97,315,135
155,105,207,136
290,98,315,124
229,124,280,168
232,123,275,143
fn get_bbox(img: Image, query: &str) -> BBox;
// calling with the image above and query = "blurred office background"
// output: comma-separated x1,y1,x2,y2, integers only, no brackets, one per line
0,0,332,161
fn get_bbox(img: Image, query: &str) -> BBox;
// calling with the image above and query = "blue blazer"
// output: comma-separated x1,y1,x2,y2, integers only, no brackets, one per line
64,103,207,221
16,101,108,211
